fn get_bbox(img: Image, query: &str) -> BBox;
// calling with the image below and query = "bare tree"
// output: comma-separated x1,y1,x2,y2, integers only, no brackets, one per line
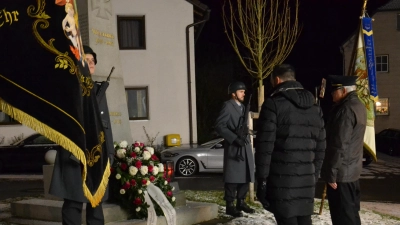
223,0,301,111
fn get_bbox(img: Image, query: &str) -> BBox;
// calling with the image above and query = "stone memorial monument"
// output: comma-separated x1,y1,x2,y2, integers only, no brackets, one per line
77,0,132,143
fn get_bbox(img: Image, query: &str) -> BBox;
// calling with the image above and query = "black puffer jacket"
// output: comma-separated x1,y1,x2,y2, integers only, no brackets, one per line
255,81,326,218
321,91,367,183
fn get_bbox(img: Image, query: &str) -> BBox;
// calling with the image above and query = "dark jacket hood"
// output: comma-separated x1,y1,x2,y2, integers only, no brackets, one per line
270,80,315,109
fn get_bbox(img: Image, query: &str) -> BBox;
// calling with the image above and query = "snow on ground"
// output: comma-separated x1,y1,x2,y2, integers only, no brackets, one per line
216,204,400,225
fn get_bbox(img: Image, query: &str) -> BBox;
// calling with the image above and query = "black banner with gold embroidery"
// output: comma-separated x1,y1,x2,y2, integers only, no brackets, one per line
0,0,109,207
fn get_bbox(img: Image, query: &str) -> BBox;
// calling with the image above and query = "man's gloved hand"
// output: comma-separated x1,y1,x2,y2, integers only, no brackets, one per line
234,137,245,147
256,179,270,209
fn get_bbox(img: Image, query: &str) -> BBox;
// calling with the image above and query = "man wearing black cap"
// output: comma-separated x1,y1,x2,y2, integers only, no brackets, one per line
50,45,114,225
321,75,367,225
214,81,255,217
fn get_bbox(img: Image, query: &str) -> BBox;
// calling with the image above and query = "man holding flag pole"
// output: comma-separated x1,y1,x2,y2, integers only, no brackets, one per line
320,0,378,224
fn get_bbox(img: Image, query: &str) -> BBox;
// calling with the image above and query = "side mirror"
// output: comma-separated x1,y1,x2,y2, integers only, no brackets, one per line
214,143,223,148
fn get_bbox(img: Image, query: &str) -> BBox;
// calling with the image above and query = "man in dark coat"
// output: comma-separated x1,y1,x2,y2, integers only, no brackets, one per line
255,64,326,225
321,75,367,225
50,45,115,225
215,81,255,217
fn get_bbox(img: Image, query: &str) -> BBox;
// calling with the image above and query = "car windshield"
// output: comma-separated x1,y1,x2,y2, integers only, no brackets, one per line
200,138,224,148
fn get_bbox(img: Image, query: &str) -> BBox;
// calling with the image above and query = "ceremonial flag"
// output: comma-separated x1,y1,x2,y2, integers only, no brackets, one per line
352,6,378,162
0,0,110,207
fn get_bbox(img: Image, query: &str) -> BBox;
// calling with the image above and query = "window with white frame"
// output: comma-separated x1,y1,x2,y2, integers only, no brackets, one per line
376,55,388,72
376,98,389,116
117,16,146,49
126,87,149,120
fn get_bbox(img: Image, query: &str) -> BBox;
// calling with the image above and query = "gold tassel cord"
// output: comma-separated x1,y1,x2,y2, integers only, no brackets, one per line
0,74,85,133
83,160,111,207
0,98,108,206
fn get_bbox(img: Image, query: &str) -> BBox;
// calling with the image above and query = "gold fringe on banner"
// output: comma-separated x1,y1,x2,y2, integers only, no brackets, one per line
0,98,109,207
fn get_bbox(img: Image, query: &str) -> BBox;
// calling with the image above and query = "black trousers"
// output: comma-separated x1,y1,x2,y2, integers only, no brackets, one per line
62,199,104,225
274,215,312,225
224,183,249,202
326,180,361,225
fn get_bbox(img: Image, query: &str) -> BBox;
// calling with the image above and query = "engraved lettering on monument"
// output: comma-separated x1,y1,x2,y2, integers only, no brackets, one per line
91,0,112,20
92,28,114,46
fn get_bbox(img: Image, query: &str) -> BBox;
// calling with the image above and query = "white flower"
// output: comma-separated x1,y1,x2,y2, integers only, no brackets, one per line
164,180,168,185
116,149,126,159
134,147,141,153
152,166,159,175
136,207,141,212
172,186,175,191
172,197,176,202
158,163,164,172
129,166,138,176
119,140,128,148
120,189,125,194
146,147,155,155
146,180,150,186
115,174,121,179
113,143,116,148
143,151,151,160
138,189,143,194
140,166,148,175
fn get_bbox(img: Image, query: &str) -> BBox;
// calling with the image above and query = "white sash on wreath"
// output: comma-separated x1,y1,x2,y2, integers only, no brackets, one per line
146,183,176,225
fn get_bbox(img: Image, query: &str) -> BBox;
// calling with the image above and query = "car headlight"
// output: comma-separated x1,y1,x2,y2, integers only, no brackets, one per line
162,151,179,158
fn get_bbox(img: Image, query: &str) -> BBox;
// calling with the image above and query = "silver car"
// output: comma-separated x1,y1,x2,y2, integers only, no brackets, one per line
161,138,225,176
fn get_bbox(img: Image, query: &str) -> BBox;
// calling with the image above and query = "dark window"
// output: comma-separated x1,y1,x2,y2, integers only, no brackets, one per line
126,87,149,120
376,55,388,72
117,16,146,49
397,14,400,30
0,110,19,125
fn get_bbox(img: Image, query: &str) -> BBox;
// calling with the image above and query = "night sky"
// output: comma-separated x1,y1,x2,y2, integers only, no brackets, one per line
194,0,390,141
196,0,390,90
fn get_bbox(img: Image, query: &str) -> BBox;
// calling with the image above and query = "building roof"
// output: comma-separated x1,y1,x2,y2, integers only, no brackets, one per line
185,0,210,43
378,0,400,11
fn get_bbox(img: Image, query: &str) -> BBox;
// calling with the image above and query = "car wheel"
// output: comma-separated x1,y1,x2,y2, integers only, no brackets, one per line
176,157,198,177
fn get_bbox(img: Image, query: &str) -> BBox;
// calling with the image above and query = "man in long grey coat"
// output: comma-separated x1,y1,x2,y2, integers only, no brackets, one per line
50,46,114,225
215,81,255,217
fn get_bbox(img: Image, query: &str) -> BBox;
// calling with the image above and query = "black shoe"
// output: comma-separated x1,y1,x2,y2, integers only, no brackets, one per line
236,199,255,214
226,201,243,217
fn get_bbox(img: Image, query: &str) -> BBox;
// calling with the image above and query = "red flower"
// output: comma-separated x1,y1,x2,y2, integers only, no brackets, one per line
134,142,140,147
142,179,148,185
140,142,144,147
130,152,137,158
150,176,155,182
122,182,130,190
130,179,136,186
110,167,114,173
120,163,128,171
167,191,173,197
134,198,142,205
167,178,171,183
151,154,159,161
135,161,142,169
148,165,153,173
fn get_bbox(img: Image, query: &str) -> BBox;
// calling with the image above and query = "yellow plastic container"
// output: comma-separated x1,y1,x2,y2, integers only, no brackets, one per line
164,134,181,147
